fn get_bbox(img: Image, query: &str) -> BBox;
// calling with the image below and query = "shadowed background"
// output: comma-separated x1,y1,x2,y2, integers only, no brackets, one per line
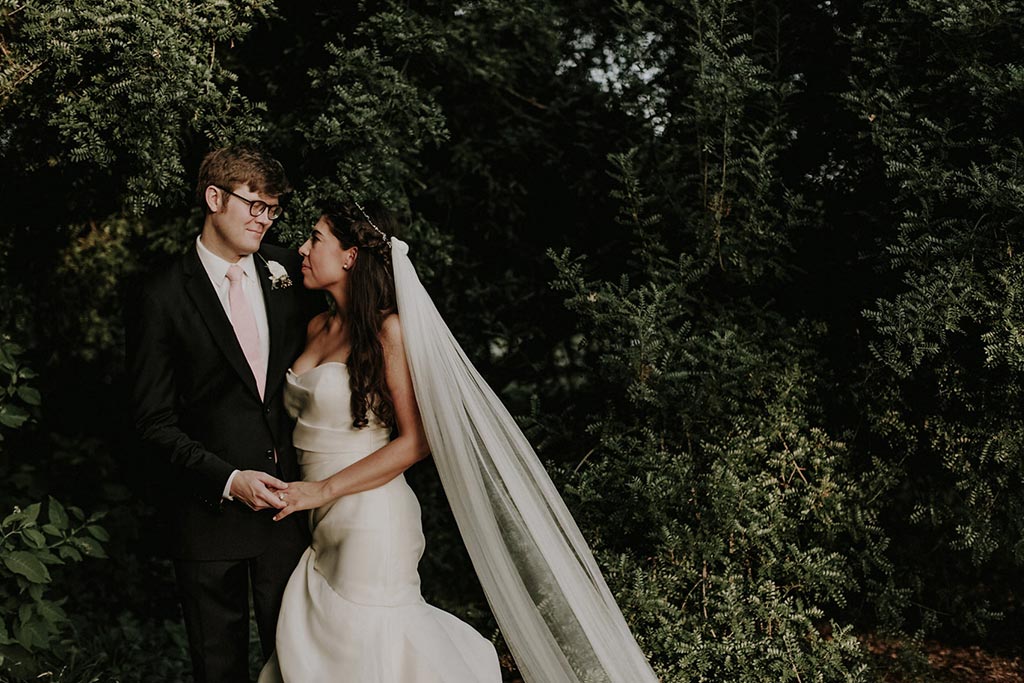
1,1,1022,681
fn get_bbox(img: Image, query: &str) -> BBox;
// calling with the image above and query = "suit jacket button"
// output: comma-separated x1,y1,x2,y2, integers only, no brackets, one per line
264,406,271,415
266,449,274,460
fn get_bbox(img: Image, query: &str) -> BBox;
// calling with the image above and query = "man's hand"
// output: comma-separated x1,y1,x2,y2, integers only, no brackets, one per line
230,470,288,511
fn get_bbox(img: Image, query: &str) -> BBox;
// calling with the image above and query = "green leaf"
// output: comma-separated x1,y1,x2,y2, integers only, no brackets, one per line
22,529,45,548
13,617,51,651
86,525,110,542
35,600,66,625
28,584,43,602
41,524,62,537
0,404,29,428
23,503,41,524
57,546,82,562
34,550,62,565
16,386,41,406
47,499,68,528
72,537,107,559
3,551,50,584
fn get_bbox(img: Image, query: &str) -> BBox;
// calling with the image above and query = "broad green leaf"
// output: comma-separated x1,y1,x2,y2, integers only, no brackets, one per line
34,550,62,565
0,404,29,428
23,503,40,524
35,600,66,624
22,529,45,548
72,537,107,559
57,546,82,562
3,551,50,584
14,617,51,651
86,525,110,542
47,499,68,528
16,386,41,406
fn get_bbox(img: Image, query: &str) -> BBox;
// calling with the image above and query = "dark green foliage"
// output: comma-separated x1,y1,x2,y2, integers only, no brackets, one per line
842,0,1024,639
542,4,874,673
0,0,1021,680
0,341,108,676
0,0,269,214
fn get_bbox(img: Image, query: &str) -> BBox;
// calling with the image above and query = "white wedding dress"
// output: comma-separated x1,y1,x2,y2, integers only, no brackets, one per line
258,361,502,683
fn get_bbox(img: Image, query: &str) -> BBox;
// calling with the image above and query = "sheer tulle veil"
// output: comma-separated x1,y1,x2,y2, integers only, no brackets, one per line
390,237,659,683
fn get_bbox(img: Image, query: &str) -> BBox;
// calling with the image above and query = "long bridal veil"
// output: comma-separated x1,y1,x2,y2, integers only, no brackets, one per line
391,237,659,683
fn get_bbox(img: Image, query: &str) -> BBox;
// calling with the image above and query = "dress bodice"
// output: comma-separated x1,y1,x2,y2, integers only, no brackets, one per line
285,362,390,456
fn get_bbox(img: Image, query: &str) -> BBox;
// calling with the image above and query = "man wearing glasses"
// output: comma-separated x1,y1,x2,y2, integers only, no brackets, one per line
127,145,313,682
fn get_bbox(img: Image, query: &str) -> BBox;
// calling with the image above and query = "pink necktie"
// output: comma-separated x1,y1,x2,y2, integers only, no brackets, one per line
226,265,266,398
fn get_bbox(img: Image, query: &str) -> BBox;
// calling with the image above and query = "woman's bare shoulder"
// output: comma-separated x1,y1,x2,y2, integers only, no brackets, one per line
306,310,331,338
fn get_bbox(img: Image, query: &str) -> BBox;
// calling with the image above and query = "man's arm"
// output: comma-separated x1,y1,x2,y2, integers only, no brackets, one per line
126,282,285,510
126,283,235,505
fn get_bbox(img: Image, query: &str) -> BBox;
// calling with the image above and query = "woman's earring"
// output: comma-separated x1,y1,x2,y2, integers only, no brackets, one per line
342,264,350,271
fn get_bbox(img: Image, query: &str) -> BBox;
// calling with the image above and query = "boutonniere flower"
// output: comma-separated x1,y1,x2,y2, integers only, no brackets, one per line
258,254,293,290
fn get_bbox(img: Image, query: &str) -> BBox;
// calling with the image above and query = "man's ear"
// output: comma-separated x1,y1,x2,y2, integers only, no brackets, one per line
204,185,221,213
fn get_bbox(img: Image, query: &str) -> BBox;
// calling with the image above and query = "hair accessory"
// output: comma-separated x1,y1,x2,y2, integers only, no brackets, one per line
353,201,390,244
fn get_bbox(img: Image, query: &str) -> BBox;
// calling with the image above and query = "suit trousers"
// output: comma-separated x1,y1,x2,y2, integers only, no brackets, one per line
173,525,307,683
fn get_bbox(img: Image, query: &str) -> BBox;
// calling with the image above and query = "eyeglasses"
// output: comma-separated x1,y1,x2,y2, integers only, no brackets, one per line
215,186,284,221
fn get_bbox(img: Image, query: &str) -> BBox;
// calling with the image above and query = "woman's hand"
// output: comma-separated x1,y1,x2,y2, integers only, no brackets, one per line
272,480,332,521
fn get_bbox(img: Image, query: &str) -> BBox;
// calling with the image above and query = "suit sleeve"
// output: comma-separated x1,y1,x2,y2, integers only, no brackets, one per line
126,282,236,504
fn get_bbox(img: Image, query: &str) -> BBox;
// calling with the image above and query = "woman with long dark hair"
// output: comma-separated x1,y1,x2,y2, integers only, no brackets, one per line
261,202,659,682
258,202,500,682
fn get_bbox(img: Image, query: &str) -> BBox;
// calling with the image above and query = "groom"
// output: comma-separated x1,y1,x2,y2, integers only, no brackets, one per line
127,145,313,682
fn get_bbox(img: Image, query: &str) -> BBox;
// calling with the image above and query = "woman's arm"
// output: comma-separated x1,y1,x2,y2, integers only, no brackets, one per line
273,313,430,521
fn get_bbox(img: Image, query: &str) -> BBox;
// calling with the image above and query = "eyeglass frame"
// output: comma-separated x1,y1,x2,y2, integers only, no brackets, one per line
214,185,285,221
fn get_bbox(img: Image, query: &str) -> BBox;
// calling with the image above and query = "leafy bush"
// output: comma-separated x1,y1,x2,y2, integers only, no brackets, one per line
0,341,108,677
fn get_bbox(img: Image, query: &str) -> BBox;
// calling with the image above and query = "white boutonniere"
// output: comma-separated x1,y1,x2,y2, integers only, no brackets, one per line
258,254,293,290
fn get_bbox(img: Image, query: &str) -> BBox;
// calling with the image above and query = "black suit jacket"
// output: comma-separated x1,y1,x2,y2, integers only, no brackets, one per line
127,241,315,560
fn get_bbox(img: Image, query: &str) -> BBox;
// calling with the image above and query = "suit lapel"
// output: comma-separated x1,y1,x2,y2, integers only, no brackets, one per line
182,247,263,401
256,251,290,404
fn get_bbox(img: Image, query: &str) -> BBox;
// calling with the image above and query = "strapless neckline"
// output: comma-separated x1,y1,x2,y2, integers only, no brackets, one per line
288,361,347,379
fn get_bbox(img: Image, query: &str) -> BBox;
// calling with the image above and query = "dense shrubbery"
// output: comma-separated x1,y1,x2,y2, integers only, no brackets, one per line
0,341,109,677
1,1,1021,681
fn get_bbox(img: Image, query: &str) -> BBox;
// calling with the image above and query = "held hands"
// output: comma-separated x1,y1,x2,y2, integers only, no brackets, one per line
272,480,331,522
230,470,289,511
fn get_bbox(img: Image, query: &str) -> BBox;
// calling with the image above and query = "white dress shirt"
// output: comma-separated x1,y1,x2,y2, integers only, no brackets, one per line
195,235,271,500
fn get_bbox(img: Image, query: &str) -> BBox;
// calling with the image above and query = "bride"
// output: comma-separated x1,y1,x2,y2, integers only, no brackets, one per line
259,202,658,682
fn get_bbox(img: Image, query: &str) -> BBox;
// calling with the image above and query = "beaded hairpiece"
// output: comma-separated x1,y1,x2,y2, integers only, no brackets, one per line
353,201,390,246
